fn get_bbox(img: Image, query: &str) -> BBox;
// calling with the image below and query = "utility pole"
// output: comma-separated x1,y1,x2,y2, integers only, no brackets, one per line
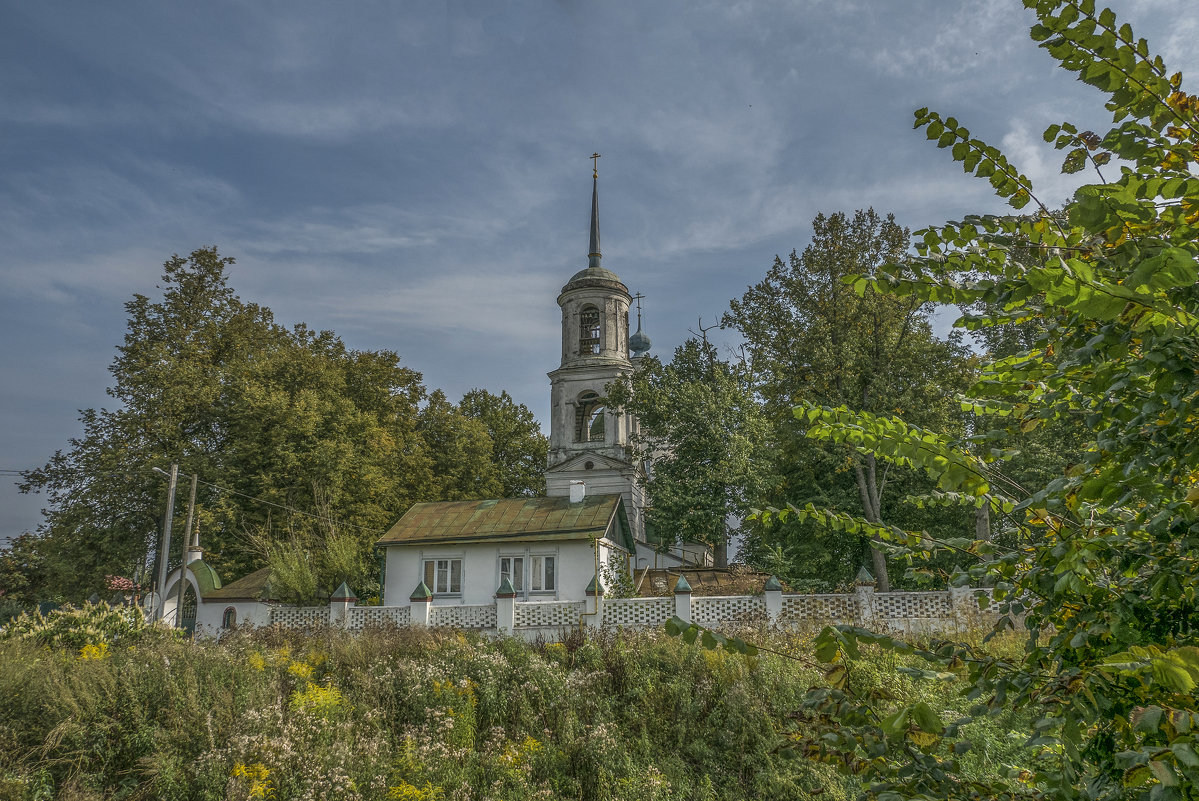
172,472,198,627
153,463,179,622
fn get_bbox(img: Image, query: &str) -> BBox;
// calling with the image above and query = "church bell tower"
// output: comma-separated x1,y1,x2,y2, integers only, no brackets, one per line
545,158,647,541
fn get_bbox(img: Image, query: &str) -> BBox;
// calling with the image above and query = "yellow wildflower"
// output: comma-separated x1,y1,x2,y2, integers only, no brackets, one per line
500,734,543,766
290,680,347,718
388,781,443,801
231,762,274,800
286,660,314,681
79,643,109,660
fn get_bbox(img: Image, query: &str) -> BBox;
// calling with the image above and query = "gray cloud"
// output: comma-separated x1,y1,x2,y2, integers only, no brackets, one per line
2,0,1197,543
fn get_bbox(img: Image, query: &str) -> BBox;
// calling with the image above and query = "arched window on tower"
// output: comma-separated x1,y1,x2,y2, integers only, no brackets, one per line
579,306,601,355
575,392,606,443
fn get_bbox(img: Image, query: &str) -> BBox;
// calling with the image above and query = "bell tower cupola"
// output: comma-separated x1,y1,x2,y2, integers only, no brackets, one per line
546,156,639,482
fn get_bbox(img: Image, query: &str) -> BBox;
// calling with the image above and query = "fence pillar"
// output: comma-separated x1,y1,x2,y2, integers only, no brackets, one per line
674,574,692,624
410,581,432,627
949,585,976,629
852,567,877,628
585,576,605,631
329,581,356,628
763,575,783,625
496,577,516,635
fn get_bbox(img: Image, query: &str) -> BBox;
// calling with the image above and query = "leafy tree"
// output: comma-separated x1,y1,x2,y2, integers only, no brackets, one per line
14,248,532,601
608,338,772,567
744,2,1199,797
0,534,45,611
459,388,548,497
724,209,976,590
416,390,503,502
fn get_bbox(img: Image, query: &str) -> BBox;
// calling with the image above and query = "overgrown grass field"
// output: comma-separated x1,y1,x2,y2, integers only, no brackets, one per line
0,610,1030,800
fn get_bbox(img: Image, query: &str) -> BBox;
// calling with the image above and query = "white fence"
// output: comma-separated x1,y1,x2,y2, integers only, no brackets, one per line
271,581,1002,638
269,606,329,628
603,597,674,627
430,603,497,629
346,605,410,629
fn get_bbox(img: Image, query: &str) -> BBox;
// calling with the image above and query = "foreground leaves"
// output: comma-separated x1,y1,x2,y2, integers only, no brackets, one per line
732,2,1199,799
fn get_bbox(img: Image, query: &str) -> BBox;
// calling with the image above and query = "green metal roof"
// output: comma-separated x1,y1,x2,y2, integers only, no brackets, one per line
186,559,222,595
377,494,634,551
203,567,273,602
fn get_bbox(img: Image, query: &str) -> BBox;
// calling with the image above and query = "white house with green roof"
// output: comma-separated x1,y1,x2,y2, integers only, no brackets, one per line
375,489,633,606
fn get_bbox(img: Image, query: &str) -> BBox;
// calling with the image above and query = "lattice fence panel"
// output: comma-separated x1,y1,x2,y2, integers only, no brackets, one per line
430,604,497,629
270,606,329,628
692,595,766,627
874,592,951,619
780,594,856,622
347,606,410,630
970,590,1005,614
514,600,586,629
602,597,675,627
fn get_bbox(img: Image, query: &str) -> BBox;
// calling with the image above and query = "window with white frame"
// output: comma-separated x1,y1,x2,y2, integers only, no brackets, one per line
423,558,462,595
531,555,556,592
498,556,524,592
496,552,556,594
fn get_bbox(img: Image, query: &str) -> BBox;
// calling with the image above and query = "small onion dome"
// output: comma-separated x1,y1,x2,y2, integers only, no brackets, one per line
629,326,652,357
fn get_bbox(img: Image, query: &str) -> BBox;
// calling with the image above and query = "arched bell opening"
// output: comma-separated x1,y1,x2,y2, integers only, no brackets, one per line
579,305,601,355
574,392,605,443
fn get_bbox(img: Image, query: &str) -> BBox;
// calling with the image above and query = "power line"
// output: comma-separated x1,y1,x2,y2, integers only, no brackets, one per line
191,476,384,535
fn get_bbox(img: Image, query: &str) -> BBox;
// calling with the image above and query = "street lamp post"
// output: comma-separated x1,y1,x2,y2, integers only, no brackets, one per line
172,472,199,626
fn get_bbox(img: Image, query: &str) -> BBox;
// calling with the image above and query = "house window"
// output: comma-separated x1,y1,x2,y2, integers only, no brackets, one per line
575,392,605,443
222,607,237,629
497,553,556,594
531,555,556,592
423,558,462,595
579,306,601,354
499,556,524,592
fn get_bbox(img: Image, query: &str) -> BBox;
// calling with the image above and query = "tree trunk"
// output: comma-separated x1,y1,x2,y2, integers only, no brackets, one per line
852,456,891,592
714,535,728,569
975,503,991,541
870,545,889,592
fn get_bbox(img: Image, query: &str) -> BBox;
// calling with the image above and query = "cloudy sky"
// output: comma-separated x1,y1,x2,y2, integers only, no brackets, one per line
2,0,1196,543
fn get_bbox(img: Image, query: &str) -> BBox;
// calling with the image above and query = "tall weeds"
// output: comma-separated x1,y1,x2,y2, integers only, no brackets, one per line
0,625,1027,800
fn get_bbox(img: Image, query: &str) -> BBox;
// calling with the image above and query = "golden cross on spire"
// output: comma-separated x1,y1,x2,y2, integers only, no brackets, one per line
591,152,601,178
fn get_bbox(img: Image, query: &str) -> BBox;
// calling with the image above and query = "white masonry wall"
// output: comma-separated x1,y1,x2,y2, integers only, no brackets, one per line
383,538,628,606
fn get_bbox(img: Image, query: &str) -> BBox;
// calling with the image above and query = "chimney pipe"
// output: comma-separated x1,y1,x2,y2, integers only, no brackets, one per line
569,481,586,503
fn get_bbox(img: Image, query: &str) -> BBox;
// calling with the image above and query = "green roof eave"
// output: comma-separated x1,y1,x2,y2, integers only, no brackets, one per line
611,502,635,553
378,526,611,548
185,559,222,595
203,567,272,602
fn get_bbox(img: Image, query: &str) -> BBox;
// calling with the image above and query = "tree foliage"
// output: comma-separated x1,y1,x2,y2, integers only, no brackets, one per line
459,388,549,498
607,338,772,566
745,2,1199,797
14,248,543,602
725,209,976,590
